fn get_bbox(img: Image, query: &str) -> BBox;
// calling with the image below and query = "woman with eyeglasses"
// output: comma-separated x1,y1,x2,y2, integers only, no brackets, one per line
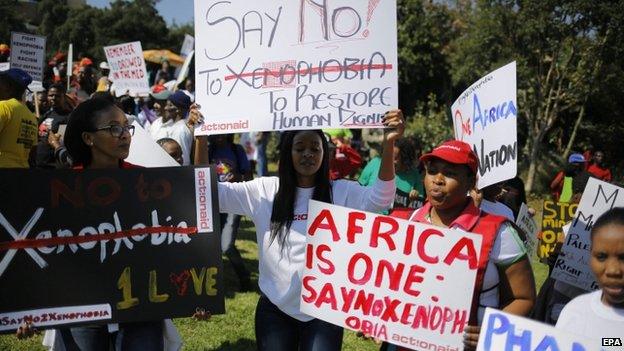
19,98,175,350
64,97,136,170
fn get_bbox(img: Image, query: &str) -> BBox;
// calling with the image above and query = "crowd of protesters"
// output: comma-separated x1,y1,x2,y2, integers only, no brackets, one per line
1,43,622,351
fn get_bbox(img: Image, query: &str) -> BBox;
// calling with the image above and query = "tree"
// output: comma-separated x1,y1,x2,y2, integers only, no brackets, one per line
0,0,26,44
97,0,169,50
449,0,623,192
54,7,103,61
37,0,70,54
396,0,456,116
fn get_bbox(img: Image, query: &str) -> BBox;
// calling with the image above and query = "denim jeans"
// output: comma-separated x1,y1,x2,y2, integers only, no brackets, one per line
255,295,343,351
58,321,163,351
221,213,251,286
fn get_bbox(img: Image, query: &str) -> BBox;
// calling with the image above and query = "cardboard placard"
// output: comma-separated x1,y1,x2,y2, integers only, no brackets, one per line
193,0,398,135
0,167,222,332
451,62,517,189
103,41,150,97
515,202,538,256
551,178,624,290
10,32,46,82
477,308,602,351
180,34,195,57
538,200,577,263
126,121,180,168
300,200,482,350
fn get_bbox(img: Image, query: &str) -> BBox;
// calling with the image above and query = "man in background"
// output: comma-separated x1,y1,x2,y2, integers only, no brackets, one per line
0,68,38,168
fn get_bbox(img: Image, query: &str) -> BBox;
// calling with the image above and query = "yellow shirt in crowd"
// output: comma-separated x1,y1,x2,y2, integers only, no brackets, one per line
0,98,38,168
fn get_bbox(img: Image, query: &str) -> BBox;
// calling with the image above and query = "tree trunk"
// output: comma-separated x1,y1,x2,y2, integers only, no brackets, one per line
562,104,586,160
525,132,544,193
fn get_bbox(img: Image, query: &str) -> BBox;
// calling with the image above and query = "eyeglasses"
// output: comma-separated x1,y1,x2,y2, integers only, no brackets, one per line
93,125,135,137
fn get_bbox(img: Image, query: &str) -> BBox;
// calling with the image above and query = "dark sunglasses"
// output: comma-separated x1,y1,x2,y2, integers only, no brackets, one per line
93,125,135,138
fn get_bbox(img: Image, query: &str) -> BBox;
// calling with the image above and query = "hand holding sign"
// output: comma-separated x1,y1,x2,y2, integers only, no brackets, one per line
381,109,405,143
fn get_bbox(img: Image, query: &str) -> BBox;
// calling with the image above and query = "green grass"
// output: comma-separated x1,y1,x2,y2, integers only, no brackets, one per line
0,213,550,351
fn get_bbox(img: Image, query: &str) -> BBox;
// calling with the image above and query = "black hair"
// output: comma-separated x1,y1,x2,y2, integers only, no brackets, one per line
65,98,117,167
572,171,591,194
91,91,115,104
396,138,417,170
0,75,26,100
270,130,332,249
48,82,66,94
156,137,180,148
117,95,136,115
591,207,624,240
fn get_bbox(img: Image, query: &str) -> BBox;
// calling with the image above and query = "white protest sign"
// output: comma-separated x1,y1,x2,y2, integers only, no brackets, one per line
0,62,9,71
193,0,398,135
67,43,73,91
10,32,46,82
451,61,517,189
175,50,194,86
180,34,195,57
126,121,180,167
515,202,538,255
301,200,482,350
103,41,150,97
477,308,602,351
551,178,624,291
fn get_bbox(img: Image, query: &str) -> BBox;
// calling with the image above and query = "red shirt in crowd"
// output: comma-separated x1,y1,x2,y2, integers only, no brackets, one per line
586,163,612,182
329,145,362,180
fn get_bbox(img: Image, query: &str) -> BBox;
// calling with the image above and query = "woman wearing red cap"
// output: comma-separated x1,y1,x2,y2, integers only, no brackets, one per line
386,140,536,351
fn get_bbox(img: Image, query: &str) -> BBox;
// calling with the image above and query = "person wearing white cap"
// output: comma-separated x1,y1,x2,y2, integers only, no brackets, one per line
96,61,111,92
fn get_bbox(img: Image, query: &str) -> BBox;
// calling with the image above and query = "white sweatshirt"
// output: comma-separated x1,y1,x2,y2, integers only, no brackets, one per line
218,176,395,321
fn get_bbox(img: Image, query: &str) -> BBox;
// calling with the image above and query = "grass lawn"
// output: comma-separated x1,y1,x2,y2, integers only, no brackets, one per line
0,209,550,351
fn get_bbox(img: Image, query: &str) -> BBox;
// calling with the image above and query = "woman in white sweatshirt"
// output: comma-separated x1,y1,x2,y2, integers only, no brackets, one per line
195,110,404,351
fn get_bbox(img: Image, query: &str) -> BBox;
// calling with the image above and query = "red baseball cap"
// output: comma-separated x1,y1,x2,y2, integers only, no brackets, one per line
419,140,478,174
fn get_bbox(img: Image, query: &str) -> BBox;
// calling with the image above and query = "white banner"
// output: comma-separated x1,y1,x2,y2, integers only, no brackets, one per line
551,178,624,290
10,32,46,82
193,0,398,135
451,62,517,189
477,308,602,351
515,203,538,255
0,304,112,332
180,34,195,57
126,122,180,168
300,200,482,350
103,41,150,97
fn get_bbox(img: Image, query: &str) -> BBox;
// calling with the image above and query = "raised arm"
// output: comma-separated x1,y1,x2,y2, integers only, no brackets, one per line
378,109,405,181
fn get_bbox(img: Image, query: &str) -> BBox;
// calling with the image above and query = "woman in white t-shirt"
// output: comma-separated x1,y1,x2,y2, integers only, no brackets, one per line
194,110,404,350
556,207,624,349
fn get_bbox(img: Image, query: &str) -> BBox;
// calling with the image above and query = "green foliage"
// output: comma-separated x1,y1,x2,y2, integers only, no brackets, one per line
34,0,178,62
0,0,26,44
98,0,169,51
404,94,453,152
396,0,455,115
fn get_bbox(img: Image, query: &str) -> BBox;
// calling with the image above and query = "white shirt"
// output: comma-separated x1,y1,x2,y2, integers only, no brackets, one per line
149,117,192,165
480,199,515,221
218,176,395,321
556,290,624,350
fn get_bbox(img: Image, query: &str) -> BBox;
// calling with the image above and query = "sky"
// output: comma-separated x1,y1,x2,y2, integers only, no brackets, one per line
86,0,194,26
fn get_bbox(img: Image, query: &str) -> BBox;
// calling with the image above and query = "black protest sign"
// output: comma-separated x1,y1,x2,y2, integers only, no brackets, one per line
537,200,577,262
0,167,222,332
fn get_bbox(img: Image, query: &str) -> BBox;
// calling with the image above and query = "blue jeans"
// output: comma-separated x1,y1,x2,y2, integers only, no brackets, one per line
255,295,343,351
58,321,163,351
221,213,251,286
